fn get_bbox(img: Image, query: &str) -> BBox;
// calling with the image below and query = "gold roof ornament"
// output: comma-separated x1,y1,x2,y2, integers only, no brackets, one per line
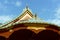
34,13,37,20
26,4,28,9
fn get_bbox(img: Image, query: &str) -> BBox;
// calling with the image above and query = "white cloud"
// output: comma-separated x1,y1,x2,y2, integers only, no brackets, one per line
11,1,22,7
46,6,60,26
52,19,60,25
0,16,13,23
15,1,21,7
55,7,60,18
46,19,60,26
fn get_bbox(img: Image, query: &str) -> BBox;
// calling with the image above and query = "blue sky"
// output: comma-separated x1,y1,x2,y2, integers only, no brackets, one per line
0,0,60,26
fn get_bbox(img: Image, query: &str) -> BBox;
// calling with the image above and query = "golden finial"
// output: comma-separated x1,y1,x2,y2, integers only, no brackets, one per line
34,13,37,19
26,3,28,9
